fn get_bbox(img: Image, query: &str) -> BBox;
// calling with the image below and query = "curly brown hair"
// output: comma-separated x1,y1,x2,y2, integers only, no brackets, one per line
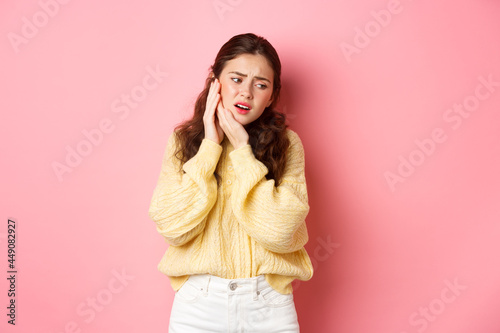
172,33,290,186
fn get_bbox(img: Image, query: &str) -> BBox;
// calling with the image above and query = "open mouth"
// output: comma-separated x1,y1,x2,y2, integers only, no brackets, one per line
234,103,251,111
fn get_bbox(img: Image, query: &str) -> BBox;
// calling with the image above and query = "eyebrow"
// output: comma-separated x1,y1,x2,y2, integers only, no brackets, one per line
228,71,271,84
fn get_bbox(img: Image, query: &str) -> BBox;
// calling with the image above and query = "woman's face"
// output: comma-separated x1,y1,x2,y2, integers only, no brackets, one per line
218,53,275,126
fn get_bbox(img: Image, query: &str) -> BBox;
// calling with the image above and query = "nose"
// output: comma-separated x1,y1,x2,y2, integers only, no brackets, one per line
239,81,253,99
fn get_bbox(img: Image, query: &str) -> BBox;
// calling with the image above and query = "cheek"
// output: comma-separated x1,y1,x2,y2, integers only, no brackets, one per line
219,84,233,102
258,92,273,106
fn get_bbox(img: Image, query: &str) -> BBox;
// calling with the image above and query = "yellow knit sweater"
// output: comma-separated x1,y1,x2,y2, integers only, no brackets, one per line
148,128,313,294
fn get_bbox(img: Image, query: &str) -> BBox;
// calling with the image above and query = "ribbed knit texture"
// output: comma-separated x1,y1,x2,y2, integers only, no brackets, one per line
148,128,313,294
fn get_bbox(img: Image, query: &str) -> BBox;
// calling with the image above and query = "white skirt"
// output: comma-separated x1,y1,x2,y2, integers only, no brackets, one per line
168,274,300,333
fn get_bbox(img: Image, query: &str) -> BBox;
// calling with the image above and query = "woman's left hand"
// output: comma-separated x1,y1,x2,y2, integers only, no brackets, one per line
216,100,249,150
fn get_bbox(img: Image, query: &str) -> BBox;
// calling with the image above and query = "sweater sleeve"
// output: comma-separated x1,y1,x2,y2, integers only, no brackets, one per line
228,130,310,254
148,131,222,246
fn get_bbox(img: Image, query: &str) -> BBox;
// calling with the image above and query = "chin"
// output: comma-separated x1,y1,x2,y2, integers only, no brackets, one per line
231,111,248,124
236,118,248,126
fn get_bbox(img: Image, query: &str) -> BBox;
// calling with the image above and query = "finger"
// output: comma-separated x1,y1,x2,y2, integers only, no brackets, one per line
219,105,234,125
209,79,219,99
215,101,223,122
207,81,216,105
212,81,221,102
214,78,221,92
216,98,226,114
212,95,221,114
206,85,219,117
216,104,226,128
216,103,227,129
208,79,216,96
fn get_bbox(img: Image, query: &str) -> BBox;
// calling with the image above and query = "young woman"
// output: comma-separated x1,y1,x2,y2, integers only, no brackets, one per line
148,33,313,333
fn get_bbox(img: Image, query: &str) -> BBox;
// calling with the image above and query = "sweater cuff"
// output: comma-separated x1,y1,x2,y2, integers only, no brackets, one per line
229,144,268,182
182,138,223,176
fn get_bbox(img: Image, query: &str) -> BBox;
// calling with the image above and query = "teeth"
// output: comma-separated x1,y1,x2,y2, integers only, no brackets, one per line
236,104,250,110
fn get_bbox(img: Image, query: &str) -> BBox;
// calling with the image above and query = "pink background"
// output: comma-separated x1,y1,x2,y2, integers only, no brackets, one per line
2,0,500,332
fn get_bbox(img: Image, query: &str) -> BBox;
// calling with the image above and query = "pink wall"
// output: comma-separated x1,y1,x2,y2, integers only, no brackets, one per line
2,0,500,332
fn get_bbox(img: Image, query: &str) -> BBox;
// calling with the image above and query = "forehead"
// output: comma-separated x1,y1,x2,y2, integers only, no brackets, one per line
222,54,274,80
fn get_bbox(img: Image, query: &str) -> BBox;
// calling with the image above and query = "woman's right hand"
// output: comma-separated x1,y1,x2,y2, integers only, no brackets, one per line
203,78,225,144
